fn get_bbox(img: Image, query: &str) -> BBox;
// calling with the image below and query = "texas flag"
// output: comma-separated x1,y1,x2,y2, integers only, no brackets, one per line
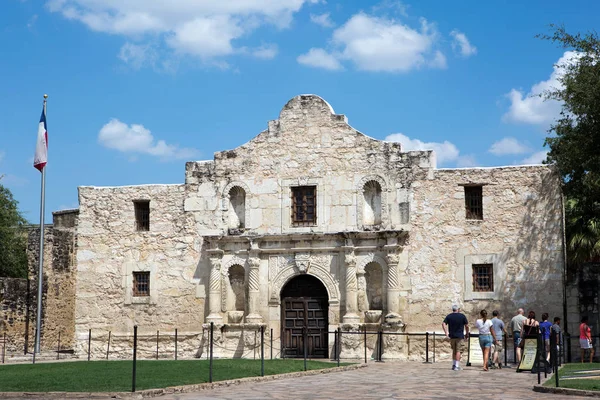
33,107,48,172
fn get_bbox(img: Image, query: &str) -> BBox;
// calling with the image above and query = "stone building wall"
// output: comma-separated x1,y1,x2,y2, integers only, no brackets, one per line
0,277,31,353
74,184,204,356
406,166,565,331
70,95,566,359
26,210,78,352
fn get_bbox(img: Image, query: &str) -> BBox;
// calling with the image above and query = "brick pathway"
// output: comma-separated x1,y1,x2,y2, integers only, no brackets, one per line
160,361,590,400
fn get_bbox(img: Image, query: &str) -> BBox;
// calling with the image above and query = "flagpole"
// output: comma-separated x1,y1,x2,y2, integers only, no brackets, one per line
34,94,48,354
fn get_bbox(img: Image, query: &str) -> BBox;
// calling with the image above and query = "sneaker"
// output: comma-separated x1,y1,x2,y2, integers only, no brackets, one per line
497,364,502,369
453,366,462,371
452,366,457,370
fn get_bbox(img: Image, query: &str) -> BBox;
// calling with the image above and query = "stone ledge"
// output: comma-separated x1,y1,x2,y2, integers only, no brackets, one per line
0,363,366,399
533,384,600,397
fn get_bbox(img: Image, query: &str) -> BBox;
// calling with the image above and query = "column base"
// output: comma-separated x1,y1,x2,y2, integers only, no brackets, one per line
206,314,223,324
342,313,360,323
245,313,263,324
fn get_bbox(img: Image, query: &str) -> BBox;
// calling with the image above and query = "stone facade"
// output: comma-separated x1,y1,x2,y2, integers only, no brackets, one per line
30,95,565,359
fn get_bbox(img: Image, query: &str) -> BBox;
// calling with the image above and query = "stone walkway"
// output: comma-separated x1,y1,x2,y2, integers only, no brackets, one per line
160,361,590,400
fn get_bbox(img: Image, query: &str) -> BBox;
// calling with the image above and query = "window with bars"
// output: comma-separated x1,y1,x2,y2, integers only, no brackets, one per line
472,264,493,292
291,186,316,226
464,186,483,220
132,271,150,296
134,200,150,231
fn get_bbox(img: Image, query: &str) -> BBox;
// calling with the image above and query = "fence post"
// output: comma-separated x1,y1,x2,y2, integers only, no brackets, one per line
303,326,308,371
106,331,111,360
57,331,60,360
337,329,341,367
156,330,159,360
433,331,436,363
209,322,214,383
2,332,5,364
88,329,92,361
132,325,138,393
175,328,178,360
378,330,384,362
503,335,507,367
32,328,36,364
261,326,265,377
537,333,542,385
333,328,338,361
364,326,367,364
552,331,559,387
567,333,572,363
424,332,430,363
270,328,273,360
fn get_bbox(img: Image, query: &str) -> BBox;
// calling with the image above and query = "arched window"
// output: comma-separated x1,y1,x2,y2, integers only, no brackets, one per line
228,186,246,229
363,180,382,226
228,264,246,312
365,262,383,310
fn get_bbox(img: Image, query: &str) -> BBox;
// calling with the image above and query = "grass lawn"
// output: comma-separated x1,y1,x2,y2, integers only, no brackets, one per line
544,362,600,391
0,359,348,392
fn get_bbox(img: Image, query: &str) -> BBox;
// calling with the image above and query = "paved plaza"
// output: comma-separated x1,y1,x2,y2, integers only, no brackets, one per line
161,361,590,400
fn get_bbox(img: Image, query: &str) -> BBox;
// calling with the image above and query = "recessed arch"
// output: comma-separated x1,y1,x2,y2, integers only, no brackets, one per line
222,182,251,230
356,175,388,229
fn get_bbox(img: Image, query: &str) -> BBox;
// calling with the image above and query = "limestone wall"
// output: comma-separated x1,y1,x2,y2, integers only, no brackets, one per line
75,184,204,357
405,166,564,332
0,277,31,353
70,95,566,360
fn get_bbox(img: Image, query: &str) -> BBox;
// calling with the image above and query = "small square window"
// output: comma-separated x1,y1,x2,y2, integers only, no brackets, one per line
472,264,493,292
134,200,150,231
465,186,483,220
133,271,150,296
291,186,316,226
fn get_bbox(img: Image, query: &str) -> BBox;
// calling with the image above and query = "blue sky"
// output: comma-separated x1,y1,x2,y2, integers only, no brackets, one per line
0,0,597,223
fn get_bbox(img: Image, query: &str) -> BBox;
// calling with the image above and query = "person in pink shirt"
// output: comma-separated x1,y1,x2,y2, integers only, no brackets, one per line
580,316,594,363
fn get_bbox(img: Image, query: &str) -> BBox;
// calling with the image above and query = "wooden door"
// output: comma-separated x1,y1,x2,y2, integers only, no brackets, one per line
281,275,328,358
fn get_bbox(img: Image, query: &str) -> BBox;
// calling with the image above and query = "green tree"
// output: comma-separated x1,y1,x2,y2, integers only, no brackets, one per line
0,181,28,278
539,25,600,265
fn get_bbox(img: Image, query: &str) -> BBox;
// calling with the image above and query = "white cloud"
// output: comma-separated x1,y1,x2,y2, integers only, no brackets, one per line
251,44,278,59
384,132,460,166
310,13,334,28
521,151,548,165
46,0,314,64
488,137,531,156
298,12,445,72
27,14,38,29
297,48,343,70
503,51,581,125
0,151,5,164
456,155,478,168
450,30,476,57
118,42,158,70
98,119,198,160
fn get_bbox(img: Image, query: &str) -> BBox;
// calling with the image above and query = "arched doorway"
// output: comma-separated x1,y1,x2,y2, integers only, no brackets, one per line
281,274,328,358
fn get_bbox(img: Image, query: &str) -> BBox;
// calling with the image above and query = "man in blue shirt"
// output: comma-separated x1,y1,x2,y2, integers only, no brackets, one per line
540,313,553,362
442,304,470,371
491,310,507,368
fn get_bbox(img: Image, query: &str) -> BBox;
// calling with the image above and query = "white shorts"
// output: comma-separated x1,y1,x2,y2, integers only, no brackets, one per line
580,338,593,349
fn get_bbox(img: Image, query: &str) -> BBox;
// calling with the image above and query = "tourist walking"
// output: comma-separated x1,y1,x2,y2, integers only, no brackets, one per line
491,310,507,368
442,304,469,371
476,309,496,371
510,308,527,363
540,313,552,362
551,317,562,365
580,316,594,363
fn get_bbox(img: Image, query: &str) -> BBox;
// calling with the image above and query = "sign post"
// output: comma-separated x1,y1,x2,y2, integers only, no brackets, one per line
466,334,483,367
516,337,539,372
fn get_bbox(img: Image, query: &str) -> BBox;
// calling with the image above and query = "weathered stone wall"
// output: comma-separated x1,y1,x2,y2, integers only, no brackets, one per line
75,184,204,357
405,166,565,332
27,209,78,352
0,277,31,353
71,95,565,359
565,263,599,361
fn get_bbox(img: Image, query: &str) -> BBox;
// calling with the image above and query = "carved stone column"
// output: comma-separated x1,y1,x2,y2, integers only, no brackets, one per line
343,251,360,323
385,250,401,318
207,251,224,324
245,255,262,323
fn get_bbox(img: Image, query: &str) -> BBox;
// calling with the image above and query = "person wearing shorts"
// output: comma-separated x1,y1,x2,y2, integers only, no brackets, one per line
491,310,507,369
442,304,469,371
476,309,497,372
580,316,594,363
510,308,526,363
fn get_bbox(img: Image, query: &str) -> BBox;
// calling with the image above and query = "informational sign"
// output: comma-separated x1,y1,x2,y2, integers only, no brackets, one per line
517,338,539,372
466,334,483,366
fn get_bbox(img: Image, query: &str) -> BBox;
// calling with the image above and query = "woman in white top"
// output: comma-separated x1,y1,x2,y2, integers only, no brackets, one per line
476,309,497,371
